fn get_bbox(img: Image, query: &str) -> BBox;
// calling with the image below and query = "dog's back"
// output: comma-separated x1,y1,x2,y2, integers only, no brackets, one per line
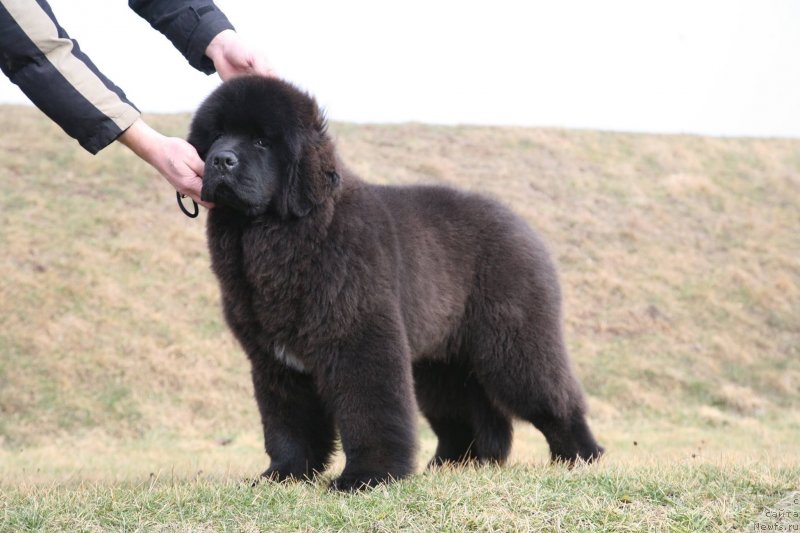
345,181,561,362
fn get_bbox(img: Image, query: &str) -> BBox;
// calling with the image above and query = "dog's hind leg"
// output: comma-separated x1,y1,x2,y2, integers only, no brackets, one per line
414,359,513,467
464,311,604,465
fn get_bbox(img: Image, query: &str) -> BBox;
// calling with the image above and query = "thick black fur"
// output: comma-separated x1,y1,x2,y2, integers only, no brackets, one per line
189,76,604,491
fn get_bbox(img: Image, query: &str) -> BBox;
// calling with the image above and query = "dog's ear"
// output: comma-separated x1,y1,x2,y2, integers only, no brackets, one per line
187,126,209,161
278,112,338,219
278,129,314,219
187,100,223,161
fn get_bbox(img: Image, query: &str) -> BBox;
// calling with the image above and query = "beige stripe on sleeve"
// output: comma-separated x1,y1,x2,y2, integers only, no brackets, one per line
2,0,139,131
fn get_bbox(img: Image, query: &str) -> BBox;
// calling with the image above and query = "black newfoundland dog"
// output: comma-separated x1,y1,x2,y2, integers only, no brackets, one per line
189,76,603,491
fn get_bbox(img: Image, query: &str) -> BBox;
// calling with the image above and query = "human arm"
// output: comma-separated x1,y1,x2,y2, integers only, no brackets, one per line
0,0,265,211
128,0,274,80
128,1,273,79
0,0,140,154
128,0,234,74
0,0,212,207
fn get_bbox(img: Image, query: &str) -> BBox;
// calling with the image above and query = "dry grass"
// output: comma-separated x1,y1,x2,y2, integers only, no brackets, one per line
1,105,799,528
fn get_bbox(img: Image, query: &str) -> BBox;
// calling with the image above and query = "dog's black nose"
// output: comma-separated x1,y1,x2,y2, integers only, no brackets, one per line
211,150,239,171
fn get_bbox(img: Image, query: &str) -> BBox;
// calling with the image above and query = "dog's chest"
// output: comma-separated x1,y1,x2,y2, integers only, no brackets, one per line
273,344,309,373
210,219,345,335
208,212,368,358
207,219,299,334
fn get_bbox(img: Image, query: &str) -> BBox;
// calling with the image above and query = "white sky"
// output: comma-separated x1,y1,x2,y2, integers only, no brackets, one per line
1,0,799,138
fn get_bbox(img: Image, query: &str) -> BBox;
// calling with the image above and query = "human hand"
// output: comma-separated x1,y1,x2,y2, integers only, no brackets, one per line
118,118,213,209
205,29,276,80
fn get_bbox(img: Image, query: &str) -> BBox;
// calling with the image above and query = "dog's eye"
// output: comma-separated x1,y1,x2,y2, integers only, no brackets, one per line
254,138,270,148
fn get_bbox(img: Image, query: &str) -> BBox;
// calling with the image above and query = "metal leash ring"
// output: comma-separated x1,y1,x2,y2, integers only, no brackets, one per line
176,191,199,218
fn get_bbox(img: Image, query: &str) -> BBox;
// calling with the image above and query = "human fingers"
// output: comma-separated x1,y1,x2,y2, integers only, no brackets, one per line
183,142,205,177
179,172,213,208
167,140,213,209
249,53,276,78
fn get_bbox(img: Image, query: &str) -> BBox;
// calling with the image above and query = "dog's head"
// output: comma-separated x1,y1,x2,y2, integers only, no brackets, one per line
189,76,339,218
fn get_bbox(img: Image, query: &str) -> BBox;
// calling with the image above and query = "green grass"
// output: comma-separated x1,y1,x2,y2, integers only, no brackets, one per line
2,462,798,531
1,104,799,530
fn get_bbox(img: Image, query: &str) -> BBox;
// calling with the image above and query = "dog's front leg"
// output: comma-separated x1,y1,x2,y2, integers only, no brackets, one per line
250,353,336,483
321,317,418,491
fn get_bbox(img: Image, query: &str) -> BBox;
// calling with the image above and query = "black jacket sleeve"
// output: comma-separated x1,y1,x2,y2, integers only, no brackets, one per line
128,0,235,74
0,0,140,154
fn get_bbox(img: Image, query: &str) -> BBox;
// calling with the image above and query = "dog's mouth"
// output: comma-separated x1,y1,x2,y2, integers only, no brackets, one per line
201,176,271,218
201,177,237,205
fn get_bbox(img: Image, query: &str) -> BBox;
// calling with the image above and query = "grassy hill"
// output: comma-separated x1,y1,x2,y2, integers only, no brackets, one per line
1,105,798,530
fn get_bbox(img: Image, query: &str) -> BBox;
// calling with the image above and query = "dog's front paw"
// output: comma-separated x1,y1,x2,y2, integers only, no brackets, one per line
329,472,393,492
251,466,305,487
